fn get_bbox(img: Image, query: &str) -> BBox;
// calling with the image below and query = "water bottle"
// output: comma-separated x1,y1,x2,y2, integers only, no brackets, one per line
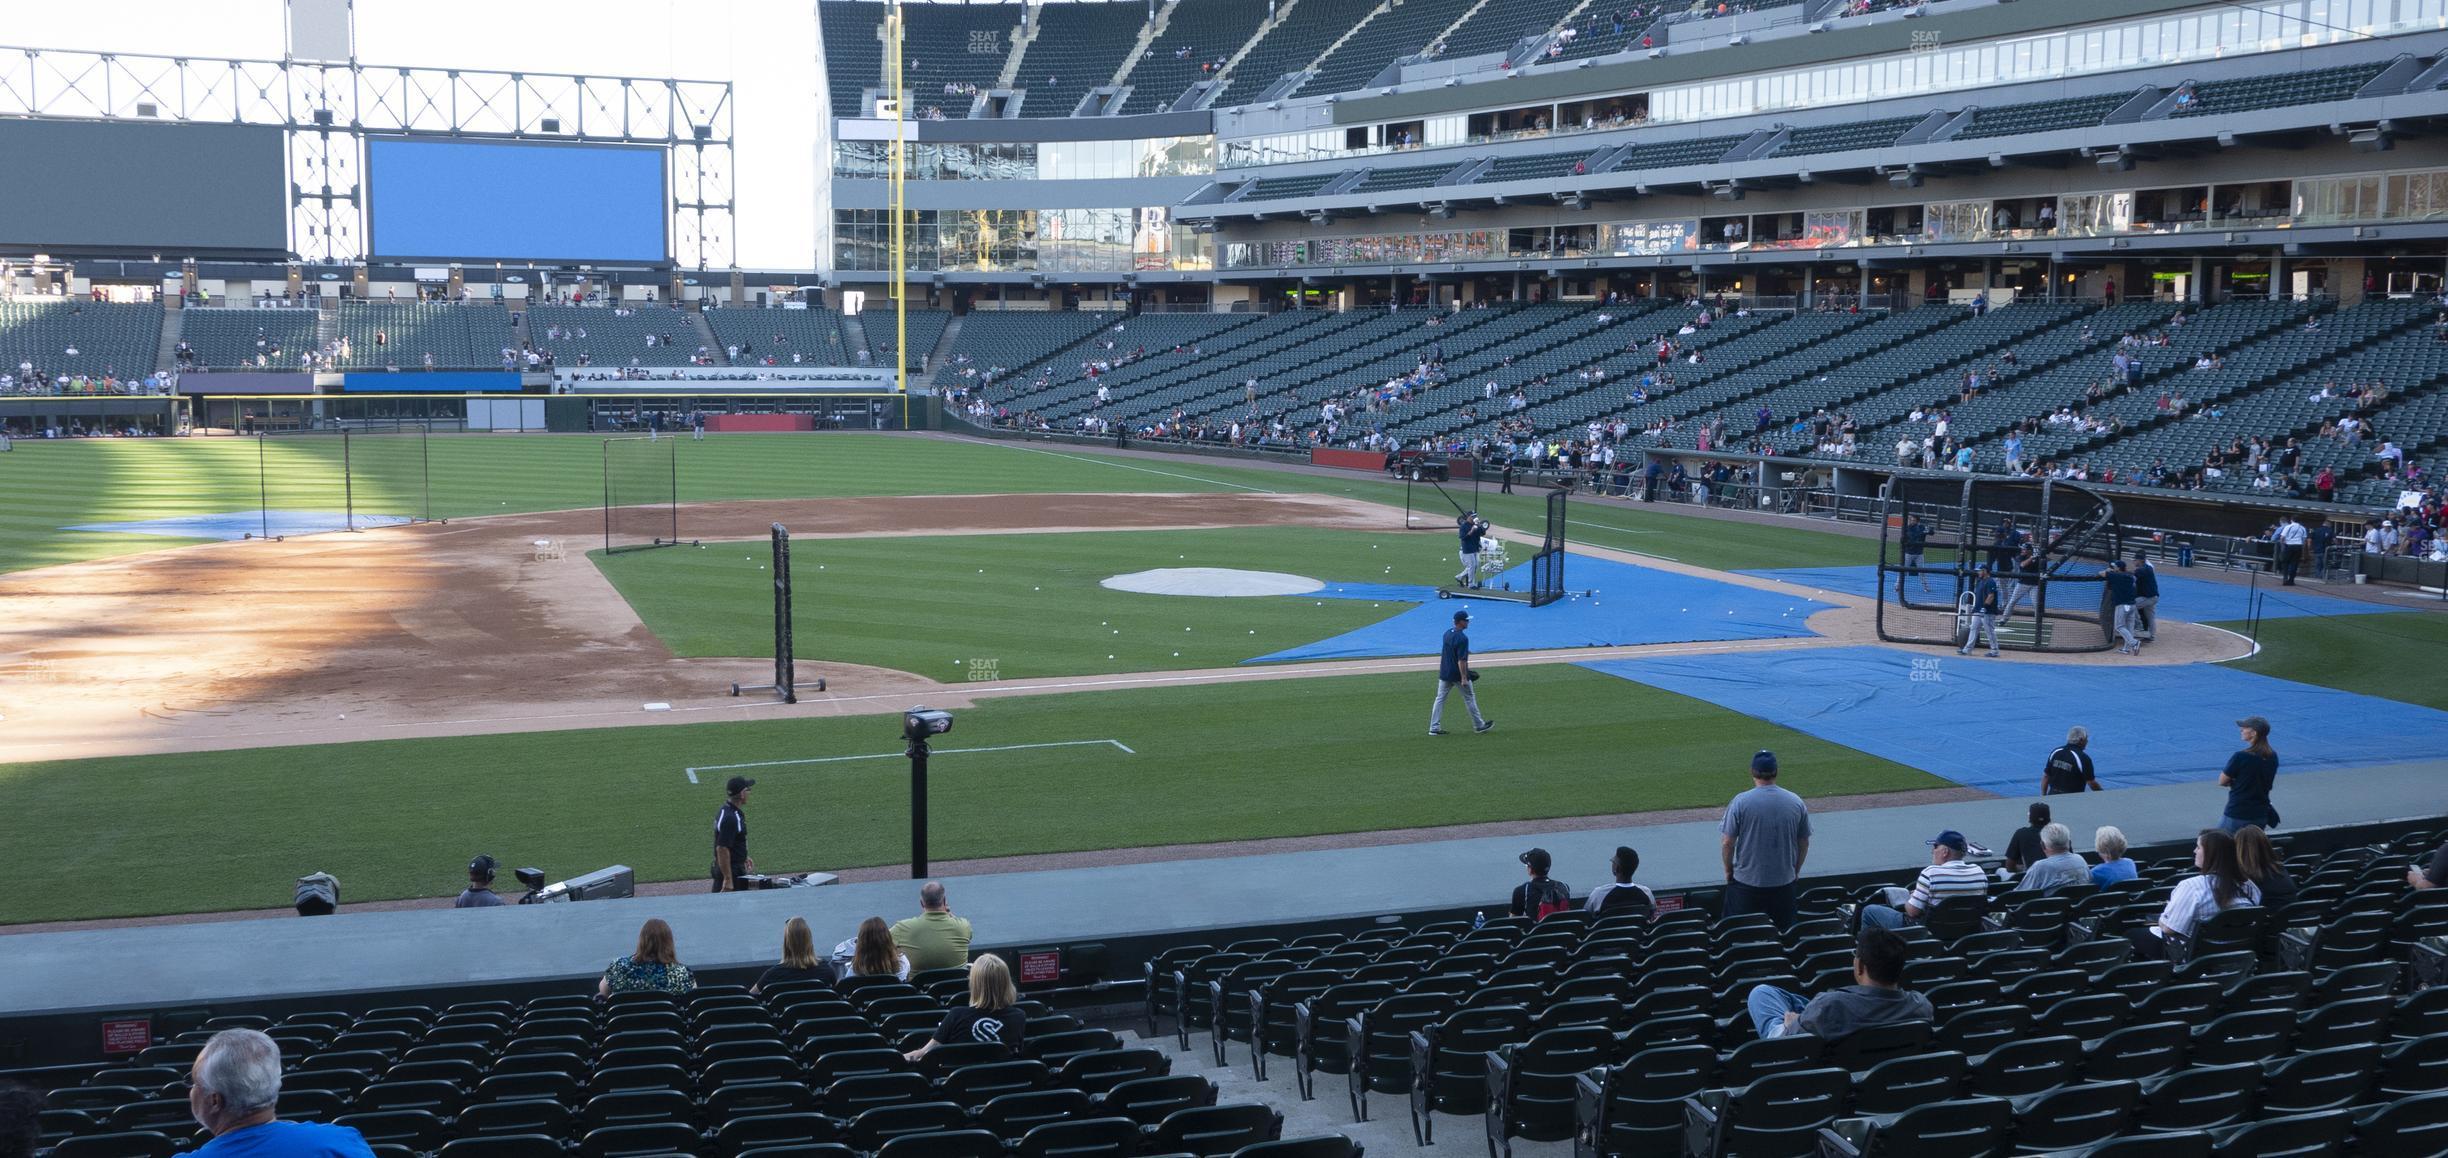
1472,910,1487,930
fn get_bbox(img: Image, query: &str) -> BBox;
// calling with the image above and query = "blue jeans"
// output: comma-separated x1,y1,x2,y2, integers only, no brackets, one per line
1859,903,1908,930
1749,985,1809,1039
2216,814,2256,835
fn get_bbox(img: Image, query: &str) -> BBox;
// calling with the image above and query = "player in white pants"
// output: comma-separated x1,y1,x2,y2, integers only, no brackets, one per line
1455,511,1489,589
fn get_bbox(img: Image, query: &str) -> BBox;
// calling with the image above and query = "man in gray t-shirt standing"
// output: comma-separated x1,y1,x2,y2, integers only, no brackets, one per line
1720,750,1811,927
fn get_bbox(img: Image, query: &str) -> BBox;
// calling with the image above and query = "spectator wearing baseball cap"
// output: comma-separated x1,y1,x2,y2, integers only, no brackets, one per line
1511,847,1572,921
1719,750,1810,927
1859,829,1988,930
454,855,505,908
713,776,755,892
2217,716,2280,833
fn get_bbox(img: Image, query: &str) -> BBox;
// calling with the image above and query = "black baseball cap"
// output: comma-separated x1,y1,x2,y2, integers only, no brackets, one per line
469,854,498,881
726,776,757,795
1751,750,1779,777
1453,608,1471,622
1519,847,1551,873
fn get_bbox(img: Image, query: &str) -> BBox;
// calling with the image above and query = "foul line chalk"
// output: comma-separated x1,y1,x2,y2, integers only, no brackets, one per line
685,738,1135,783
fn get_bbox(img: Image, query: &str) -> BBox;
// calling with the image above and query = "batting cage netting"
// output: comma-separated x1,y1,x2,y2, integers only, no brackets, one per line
603,435,681,553
251,425,433,539
1528,487,1567,608
1876,476,2120,654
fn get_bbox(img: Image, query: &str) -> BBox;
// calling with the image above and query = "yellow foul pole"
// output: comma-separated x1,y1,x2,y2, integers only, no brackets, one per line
888,0,908,402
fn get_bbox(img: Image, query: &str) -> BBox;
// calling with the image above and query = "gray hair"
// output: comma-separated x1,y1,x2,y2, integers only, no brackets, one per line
2066,725,2089,745
195,1029,282,1116
920,881,947,909
2040,823,2072,854
2094,825,2128,860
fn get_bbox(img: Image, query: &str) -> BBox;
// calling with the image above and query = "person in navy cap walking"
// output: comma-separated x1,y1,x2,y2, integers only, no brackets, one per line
1430,608,1493,735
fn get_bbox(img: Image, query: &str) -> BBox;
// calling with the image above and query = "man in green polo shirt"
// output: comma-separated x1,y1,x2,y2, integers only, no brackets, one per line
890,881,974,974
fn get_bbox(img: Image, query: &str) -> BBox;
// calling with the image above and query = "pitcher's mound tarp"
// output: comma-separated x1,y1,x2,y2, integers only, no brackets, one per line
1581,644,2448,794
1738,565,2392,624
1251,555,1837,663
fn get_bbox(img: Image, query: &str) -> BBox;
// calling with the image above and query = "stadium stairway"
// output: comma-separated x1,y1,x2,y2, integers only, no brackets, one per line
2336,385,2448,505
838,311,872,366
688,309,727,365
932,310,1114,397
1011,311,1273,414
152,304,183,377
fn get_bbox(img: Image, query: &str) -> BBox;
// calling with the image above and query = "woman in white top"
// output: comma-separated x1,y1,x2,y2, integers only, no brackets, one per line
2132,829,2259,960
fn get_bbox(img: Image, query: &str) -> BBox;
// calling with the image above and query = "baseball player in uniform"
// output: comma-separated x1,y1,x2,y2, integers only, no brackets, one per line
1430,608,1493,735
1900,514,1932,594
2131,552,2160,641
1455,511,1490,589
1960,565,2002,657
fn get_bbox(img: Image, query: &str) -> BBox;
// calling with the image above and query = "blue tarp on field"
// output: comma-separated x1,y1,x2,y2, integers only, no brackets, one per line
1251,555,1837,662
65,511,413,540
1736,565,2392,623
1581,644,2448,794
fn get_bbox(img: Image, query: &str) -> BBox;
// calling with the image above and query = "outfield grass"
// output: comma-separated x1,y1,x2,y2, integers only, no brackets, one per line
2221,610,2448,711
0,432,1876,573
0,662,1937,923
599,526,1471,678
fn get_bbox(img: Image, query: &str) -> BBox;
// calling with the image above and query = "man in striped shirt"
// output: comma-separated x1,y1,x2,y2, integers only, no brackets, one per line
1859,830,1989,930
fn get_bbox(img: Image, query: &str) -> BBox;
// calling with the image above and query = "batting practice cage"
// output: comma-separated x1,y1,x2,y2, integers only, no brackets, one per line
250,425,434,540
603,435,684,553
1876,476,2122,654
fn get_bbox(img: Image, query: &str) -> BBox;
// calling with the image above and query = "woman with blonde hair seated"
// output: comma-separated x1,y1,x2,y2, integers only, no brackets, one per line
833,916,911,981
598,918,696,996
904,954,1026,1060
753,916,836,994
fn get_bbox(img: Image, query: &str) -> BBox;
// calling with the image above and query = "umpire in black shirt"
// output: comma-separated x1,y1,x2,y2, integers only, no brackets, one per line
713,776,754,892
2041,726,2101,795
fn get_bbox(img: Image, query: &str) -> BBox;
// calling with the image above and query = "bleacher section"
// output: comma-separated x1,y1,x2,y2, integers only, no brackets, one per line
2172,61,2393,117
1479,150,1598,184
821,1,887,118
1211,0,1381,109
176,308,318,370
1351,163,1456,193
0,301,163,382
1120,0,1269,115
1954,91,2136,140
529,306,704,369
702,309,853,367
1548,6,1650,63
902,4,1025,117
332,302,512,371
1773,116,1925,158
1013,1,1149,116
864,309,952,369
933,310,1113,392
17,973,1250,1158
1295,0,1479,100
1239,173,1340,202
1434,0,1581,61
1609,133,1747,174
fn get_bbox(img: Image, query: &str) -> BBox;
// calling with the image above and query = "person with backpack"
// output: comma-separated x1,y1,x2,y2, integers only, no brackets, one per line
1585,846,1654,917
1511,848,1572,921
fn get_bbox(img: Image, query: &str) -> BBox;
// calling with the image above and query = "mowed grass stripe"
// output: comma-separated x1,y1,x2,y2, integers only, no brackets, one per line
597,526,1457,678
0,663,1939,923
2218,610,2448,712
0,434,1250,572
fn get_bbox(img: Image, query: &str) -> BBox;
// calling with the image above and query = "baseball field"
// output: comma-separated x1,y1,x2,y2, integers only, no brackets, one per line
0,431,2438,925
